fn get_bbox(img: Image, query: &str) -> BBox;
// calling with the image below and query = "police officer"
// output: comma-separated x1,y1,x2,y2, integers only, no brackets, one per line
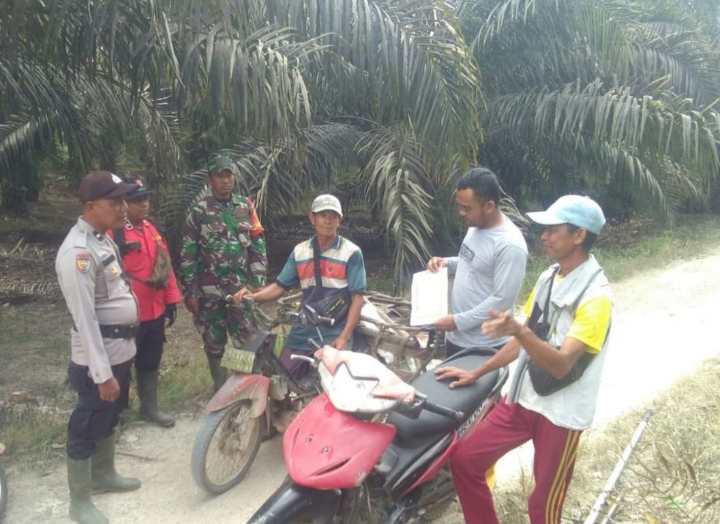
178,155,268,391
56,171,142,524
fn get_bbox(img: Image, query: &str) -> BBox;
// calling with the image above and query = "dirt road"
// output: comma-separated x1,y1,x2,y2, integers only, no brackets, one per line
6,247,720,523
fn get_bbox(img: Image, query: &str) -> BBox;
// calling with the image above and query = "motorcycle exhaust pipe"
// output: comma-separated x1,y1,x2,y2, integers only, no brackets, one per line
247,477,341,524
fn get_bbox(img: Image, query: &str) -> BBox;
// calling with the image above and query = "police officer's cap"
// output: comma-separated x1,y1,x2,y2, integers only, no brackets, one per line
79,171,138,203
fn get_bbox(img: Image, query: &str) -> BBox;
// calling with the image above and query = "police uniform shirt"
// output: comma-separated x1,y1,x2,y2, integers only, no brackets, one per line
56,218,138,384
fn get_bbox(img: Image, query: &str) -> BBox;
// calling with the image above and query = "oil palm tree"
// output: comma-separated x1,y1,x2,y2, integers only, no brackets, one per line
157,0,483,288
0,0,185,212
1,0,482,287
458,0,720,220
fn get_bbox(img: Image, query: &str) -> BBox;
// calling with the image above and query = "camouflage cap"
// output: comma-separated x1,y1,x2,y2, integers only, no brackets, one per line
208,155,234,176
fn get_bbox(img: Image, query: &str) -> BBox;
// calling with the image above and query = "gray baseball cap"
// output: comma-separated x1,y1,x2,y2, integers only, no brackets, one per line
311,194,343,217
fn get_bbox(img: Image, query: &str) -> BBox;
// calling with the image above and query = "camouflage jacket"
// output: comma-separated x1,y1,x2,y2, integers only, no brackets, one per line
178,194,267,298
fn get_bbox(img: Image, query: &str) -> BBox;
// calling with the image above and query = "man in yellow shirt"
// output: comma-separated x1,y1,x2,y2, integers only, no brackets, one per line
436,195,612,524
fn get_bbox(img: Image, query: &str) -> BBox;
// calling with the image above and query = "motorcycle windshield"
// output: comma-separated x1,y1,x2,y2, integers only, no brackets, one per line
317,347,415,413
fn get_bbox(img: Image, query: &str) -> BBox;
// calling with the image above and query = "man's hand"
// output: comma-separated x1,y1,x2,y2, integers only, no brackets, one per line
330,335,349,350
433,314,457,331
184,295,199,316
97,377,120,402
165,303,177,327
482,308,522,338
232,287,252,304
426,257,447,273
434,366,478,388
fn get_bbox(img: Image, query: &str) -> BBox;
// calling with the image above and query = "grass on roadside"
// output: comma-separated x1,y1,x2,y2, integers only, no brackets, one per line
0,389,71,456
492,359,720,523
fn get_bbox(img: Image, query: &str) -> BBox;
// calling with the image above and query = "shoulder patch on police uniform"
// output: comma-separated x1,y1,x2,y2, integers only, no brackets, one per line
76,253,92,273
73,229,88,249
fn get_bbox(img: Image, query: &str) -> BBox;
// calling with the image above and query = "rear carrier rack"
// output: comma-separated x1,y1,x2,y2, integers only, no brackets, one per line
279,291,441,382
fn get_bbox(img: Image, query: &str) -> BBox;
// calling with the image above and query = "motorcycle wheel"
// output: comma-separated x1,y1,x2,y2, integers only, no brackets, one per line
0,461,7,521
191,400,263,494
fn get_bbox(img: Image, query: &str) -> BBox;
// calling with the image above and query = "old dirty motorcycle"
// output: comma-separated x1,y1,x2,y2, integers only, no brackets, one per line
190,297,335,494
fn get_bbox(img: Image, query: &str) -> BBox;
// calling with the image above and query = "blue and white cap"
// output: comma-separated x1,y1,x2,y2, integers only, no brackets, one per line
527,195,606,234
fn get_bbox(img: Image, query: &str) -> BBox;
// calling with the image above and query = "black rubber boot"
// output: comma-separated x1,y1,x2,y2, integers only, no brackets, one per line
137,370,175,427
67,457,109,524
207,354,228,393
91,435,141,493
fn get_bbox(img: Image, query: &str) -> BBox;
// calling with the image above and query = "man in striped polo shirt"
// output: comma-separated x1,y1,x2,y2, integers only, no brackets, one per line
236,194,367,381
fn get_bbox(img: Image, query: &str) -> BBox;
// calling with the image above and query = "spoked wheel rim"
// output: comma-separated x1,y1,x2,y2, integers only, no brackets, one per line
203,402,262,488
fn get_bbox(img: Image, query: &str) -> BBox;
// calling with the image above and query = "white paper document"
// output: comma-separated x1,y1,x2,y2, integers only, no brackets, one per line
410,267,448,326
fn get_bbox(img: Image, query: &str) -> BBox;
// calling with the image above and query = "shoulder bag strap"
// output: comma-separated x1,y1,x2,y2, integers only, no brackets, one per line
112,227,128,258
312,236,324,294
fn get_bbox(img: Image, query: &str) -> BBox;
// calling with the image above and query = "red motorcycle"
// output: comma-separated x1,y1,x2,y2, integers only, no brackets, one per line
247,340,508,523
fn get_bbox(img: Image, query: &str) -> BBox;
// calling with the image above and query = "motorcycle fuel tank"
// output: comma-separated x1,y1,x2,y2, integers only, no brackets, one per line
283,393,396,490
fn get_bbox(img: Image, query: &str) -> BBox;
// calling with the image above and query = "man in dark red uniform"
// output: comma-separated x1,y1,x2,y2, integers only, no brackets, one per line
108,176,182,427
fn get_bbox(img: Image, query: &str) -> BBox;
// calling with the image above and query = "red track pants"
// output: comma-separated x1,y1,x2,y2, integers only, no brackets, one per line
451,396,582,524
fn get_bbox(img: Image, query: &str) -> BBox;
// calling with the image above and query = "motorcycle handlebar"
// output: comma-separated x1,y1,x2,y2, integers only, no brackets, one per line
423,400,464,422
224,295,334,328
224,295,254,306
316,315,335,327
290,354,317,365
280,311,335,327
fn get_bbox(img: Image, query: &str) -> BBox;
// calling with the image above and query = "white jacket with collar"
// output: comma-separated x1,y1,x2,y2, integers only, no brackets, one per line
508,255,612,430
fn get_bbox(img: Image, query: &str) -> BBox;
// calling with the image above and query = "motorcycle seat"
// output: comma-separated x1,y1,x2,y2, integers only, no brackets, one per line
387,349,500,439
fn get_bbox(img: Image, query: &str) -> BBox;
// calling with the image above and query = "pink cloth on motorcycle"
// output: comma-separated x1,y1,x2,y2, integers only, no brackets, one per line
316,347,415,401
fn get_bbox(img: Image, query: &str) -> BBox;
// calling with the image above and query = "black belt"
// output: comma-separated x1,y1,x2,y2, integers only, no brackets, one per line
73,323,139,339
100,324,139,339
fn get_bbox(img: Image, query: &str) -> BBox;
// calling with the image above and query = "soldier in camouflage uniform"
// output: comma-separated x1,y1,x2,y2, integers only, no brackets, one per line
178,155,268,391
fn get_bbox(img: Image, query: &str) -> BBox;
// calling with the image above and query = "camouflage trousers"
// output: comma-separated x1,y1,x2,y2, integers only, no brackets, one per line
194,298,252,356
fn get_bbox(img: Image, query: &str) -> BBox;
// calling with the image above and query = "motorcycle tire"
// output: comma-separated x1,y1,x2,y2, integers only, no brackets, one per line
0,461,7,521
191,400,263,494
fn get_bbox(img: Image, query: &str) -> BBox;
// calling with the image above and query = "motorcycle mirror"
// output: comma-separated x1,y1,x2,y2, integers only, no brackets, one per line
302,304,321,325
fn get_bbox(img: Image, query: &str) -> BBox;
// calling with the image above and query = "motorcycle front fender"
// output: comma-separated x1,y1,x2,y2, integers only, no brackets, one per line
207,373,269,417
246,477,341,524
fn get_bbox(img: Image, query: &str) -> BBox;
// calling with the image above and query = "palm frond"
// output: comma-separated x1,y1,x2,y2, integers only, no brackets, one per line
358,126,435,291
267,0,482,165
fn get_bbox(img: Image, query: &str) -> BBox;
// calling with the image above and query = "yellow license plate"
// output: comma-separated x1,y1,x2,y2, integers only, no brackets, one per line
221,348,256,373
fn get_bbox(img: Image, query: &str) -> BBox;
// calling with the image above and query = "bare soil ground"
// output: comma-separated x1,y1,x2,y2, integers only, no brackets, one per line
2,198,720,523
